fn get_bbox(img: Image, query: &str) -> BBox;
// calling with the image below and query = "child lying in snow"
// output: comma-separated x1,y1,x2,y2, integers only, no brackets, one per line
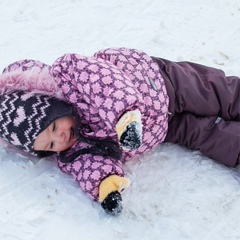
0,48,239,215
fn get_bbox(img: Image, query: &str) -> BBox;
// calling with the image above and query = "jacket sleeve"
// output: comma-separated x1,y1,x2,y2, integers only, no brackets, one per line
54,150,124,201
93,47,160,85
51,53,145,134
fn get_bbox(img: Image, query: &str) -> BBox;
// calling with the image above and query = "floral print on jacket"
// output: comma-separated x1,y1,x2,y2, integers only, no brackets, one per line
2,48,169,201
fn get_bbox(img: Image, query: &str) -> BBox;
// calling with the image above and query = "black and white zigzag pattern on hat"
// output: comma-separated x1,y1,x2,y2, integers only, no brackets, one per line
0,91,76,155
0,91,52,153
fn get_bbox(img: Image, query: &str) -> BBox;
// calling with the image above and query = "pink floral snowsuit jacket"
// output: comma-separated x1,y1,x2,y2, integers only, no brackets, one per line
1,48,169,201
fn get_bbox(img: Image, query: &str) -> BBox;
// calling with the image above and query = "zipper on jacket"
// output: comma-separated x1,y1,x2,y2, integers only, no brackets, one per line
148,78,158,92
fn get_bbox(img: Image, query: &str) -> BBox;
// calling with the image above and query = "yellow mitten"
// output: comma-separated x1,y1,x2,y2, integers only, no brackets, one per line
116,109,141,138
99,175,130,202
116,109,142,150
99,175,130,216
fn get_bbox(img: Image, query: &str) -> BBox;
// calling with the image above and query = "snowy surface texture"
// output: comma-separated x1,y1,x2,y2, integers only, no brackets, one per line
0,0,240,239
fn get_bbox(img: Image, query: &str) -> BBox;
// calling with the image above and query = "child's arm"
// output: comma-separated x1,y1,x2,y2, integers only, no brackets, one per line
51,53,145,144
55,150,130,215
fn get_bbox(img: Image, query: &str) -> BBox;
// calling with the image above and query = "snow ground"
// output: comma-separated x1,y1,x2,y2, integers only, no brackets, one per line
0,0,239,239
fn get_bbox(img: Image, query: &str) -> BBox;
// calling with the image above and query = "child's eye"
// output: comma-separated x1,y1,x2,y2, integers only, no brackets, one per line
50,142,54,149
52,122,56,131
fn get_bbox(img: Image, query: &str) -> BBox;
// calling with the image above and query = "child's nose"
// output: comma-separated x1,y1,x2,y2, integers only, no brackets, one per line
54,130,66,143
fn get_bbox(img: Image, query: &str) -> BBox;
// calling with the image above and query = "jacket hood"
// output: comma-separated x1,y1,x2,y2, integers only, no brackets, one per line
0,64,64,98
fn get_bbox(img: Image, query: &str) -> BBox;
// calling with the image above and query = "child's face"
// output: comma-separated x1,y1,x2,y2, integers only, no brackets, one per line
33,115,77,153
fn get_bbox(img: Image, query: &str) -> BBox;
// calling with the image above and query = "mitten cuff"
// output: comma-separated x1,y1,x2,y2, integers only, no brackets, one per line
99,175,130,202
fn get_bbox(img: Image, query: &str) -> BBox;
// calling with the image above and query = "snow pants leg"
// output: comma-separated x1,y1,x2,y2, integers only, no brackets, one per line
152,57,240,167
164,113,239,167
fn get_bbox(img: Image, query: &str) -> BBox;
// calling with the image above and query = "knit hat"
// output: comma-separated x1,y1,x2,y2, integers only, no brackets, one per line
0,91,76,155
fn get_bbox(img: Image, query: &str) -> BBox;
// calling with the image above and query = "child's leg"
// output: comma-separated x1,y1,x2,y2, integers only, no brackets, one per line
153,57,240,120
165,113,240,167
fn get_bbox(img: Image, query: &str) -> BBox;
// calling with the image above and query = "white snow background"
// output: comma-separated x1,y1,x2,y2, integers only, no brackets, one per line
0,0,240,239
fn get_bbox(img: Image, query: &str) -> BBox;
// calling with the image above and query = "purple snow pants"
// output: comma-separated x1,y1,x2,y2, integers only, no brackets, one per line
153,57,240,167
